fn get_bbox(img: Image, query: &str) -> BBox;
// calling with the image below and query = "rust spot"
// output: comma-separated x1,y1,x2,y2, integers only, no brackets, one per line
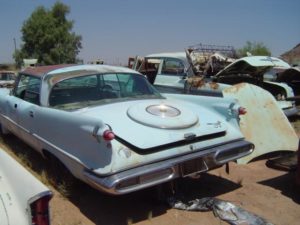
209,82,219,89
187,76,205,88
223,83,247,94
22,64,75,77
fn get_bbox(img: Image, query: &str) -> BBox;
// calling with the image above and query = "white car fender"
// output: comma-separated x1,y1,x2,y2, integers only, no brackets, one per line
0,148,52,225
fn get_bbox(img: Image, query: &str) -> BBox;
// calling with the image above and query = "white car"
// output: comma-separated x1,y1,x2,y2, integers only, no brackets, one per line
0,148,52,225
0,64,253,195
134,53,298,117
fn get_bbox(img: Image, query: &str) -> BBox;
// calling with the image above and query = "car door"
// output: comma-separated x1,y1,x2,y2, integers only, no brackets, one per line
152,58,187,93
7,74,41,150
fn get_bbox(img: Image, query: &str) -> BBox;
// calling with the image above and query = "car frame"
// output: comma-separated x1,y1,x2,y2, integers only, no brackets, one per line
0,64,254,195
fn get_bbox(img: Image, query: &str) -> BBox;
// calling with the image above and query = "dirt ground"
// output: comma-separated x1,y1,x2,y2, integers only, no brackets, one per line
1,116,300,225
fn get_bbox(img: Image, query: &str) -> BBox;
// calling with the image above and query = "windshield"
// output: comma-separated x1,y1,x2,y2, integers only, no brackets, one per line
49,73,163,110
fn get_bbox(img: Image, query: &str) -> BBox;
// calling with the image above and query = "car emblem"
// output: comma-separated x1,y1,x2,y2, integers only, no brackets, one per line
207,121,222,128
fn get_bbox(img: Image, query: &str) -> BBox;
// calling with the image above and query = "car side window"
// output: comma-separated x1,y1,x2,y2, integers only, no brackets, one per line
15,75,41,105
161,59,185,76
0,73,7,80
0,73,14,80
102,74,121,92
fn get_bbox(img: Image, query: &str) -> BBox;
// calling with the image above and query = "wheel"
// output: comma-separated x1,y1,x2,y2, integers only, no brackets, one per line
43,151,75,187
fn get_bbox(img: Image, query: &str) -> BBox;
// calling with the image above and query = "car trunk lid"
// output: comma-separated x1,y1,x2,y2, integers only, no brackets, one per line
76,99,229,151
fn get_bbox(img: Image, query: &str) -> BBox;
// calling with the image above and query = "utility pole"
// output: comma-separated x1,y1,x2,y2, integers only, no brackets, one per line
13,38,17,68
13,38,17,53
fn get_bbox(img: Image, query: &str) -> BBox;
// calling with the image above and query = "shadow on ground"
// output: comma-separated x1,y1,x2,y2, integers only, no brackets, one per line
258,172,300,204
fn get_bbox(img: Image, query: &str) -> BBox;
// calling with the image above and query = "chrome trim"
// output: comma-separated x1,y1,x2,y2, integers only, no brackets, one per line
27,190,53,224
146,104,181,117
27,190,53,205
84,140,254,195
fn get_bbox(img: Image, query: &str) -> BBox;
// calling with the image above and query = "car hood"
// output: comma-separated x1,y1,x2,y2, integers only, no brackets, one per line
215,56,291,78
75,99,229,150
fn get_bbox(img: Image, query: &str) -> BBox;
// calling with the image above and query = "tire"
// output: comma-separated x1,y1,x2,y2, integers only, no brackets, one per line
43,151,75,185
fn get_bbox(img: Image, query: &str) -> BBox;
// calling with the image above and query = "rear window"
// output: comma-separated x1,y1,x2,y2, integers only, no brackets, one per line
14,74,41,105
49,73,163,110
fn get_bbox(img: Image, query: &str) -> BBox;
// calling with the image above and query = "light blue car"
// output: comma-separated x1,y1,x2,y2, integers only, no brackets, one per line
0,64,253,195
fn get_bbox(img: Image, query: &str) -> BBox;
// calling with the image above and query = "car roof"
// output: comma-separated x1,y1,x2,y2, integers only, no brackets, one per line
146,52,187,61
21,64,76,77
21,64,141,78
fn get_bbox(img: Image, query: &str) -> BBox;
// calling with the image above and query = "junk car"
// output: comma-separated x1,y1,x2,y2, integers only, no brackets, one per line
0,148,52,225
0,70,16,88
133,52,298,117
0,64,254,195
265,66,300,98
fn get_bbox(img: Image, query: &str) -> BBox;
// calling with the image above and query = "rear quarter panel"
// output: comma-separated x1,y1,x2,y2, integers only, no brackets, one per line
31,106,113,176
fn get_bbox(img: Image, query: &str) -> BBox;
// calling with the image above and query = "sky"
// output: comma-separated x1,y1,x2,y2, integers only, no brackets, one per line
0,0,299,65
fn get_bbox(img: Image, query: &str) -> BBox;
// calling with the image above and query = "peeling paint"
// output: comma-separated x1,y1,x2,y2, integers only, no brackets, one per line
223,83,298,164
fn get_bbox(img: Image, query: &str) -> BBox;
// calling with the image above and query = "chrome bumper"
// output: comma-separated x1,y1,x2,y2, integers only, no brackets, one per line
83,140,254,195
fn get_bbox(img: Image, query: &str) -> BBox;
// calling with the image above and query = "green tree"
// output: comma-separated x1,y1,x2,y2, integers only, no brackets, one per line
238,41,271,57
14,2,82,66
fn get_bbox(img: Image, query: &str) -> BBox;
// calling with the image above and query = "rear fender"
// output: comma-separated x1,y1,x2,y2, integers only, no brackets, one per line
32,107,112,171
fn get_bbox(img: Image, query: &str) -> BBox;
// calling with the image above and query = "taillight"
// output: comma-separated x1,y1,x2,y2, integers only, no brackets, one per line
103,130,115,141
238,107,247,115
31,194,52,225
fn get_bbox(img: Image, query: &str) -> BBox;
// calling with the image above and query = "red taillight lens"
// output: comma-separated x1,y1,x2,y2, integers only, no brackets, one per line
31,195,52,225
238,107,247,115
103,130,115,141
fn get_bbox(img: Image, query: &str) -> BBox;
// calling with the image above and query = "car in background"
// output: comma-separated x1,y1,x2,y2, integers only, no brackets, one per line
0,64,254,195
133,52,298,117
0,70,16,88
0,148,52,225
265,66,300,98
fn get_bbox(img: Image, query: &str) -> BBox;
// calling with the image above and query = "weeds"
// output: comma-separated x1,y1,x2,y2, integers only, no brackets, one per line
16,152,32,168
0,133,77,198
57,181,71,198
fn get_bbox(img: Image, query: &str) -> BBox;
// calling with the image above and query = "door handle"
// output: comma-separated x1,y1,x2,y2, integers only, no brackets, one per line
29,111,34,118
